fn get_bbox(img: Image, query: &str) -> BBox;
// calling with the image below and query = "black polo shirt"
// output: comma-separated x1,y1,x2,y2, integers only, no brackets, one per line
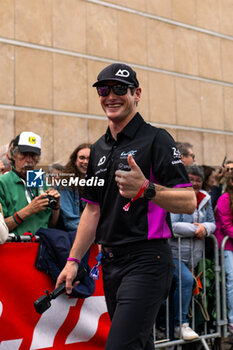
82,113,191,246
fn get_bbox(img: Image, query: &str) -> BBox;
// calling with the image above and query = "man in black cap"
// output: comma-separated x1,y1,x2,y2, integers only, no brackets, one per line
56,63,196,349
0,131,60,236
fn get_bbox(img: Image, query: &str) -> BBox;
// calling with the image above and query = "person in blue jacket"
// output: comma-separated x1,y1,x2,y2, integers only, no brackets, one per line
58,143,91,231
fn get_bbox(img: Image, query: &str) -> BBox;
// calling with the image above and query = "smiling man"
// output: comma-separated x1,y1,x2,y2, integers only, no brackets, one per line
56,63,196,350
0,131,60,236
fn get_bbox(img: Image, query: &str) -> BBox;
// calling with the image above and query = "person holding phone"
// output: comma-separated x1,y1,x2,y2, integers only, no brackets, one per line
210,159,233,210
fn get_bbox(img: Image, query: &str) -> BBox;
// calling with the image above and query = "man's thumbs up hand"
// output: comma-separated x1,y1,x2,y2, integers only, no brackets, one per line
115,154,146,198
127,153,138,170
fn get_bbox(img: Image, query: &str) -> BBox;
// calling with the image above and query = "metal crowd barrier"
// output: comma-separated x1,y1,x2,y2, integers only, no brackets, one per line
153,233,223,350
220,235,231,339
6,233,40,242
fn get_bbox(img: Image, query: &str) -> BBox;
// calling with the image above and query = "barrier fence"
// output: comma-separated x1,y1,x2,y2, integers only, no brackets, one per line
220,235,232,340
153,233,226,350
0,234,232,350
0,238,110,350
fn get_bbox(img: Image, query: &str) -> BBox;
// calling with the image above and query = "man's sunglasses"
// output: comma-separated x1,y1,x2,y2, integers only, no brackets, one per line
96,84,135,97
187,153,195,160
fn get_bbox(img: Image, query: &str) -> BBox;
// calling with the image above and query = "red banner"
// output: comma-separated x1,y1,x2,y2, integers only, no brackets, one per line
0,243,110,350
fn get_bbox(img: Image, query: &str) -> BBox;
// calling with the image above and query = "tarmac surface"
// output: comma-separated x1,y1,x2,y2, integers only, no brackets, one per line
222,336,233,350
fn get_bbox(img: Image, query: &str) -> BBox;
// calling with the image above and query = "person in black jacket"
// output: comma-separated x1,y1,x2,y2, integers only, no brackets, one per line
56,63,196,350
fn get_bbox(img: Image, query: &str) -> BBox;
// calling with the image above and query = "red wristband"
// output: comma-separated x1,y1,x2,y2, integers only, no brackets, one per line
15,212,24,223
67,257,81,265
13,212,24,225
123,179,149,212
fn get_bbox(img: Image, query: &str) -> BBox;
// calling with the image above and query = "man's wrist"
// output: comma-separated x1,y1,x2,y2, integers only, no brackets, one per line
123,179,149,211
67,257,81,265
143,181,156,200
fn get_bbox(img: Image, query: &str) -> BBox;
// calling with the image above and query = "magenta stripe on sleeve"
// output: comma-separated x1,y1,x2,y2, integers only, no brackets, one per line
174,183,192,188
81,198,99,205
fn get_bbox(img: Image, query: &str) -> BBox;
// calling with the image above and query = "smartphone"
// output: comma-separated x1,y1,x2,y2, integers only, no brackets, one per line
222,156,227,167
219,156,227,173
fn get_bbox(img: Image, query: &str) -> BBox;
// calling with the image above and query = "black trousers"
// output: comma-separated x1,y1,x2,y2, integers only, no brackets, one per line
101,240,174,350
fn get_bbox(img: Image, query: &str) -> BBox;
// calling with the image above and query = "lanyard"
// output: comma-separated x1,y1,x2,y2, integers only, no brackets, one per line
89,253,103,280
20,177,44,204
12,168,44,204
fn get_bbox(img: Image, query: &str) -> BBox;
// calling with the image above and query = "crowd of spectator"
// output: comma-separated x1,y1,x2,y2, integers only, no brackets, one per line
0,133,92,241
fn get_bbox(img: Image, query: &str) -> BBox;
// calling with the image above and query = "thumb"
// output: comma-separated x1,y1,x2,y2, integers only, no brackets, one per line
127,154,138,169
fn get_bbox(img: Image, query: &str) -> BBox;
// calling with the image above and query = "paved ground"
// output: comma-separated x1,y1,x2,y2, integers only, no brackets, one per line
222,337,233,350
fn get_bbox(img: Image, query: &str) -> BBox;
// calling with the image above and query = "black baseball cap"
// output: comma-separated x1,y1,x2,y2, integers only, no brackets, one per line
93,63,139,87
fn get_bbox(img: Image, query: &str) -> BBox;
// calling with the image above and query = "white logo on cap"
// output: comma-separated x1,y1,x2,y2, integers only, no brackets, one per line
115,69,130,78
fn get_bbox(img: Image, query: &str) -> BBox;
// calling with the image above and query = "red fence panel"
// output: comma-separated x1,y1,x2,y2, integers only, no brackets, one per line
0,243,110,350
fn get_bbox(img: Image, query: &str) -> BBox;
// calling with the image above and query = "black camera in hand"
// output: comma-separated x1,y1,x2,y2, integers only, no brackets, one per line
34,267,87,314
46,195,58,210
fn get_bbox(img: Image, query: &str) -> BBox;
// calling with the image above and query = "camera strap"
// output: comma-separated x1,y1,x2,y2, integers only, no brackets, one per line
21,178,43,204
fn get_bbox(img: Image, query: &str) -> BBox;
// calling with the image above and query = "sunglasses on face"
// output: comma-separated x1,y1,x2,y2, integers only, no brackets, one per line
96,84,135,97
187,153,195,160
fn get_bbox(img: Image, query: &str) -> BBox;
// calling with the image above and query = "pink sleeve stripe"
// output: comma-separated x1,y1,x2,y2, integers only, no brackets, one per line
174,183,193,188
81,198,99,205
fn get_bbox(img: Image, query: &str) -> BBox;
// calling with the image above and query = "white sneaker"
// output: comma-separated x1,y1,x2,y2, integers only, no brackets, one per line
174,323,199,340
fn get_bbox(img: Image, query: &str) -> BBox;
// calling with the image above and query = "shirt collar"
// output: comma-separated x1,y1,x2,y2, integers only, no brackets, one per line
105,113,144,144
10,168,25,184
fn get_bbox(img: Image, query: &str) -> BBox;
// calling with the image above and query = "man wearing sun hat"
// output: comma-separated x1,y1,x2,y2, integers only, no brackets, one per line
56,63,196,349
0,131,60,236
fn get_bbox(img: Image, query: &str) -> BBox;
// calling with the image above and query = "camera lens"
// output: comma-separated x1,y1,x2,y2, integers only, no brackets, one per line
47,195,57,209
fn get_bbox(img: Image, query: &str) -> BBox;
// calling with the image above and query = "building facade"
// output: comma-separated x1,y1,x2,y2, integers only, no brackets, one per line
0,0,233,167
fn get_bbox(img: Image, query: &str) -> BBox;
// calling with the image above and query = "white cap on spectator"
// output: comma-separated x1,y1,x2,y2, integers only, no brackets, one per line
13,132,41,155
